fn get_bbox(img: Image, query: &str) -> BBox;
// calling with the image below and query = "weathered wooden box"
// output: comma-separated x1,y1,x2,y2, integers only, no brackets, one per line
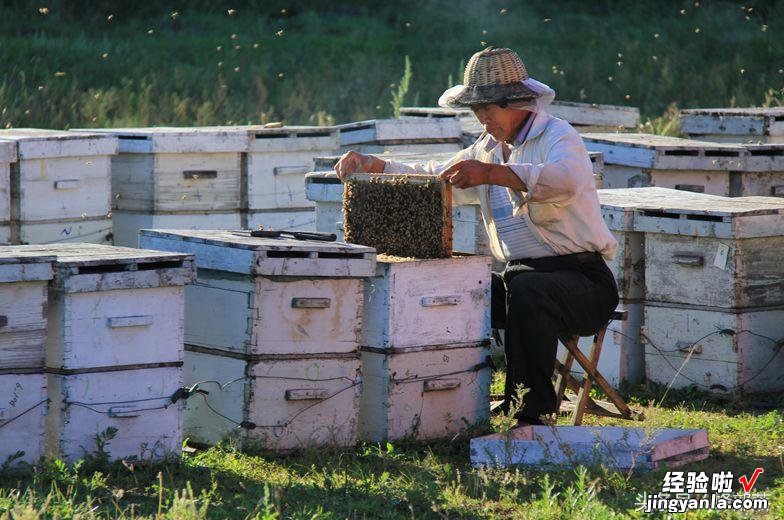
470,426,709,470
0,372,47,467
643,303,784,394
111,210,241,247
557,300,645,388
583,133,747,195
337,119,463,154
45,366,183,462
243,208,315,232
138,230,375,356
0,251,54,370
0,129,117,245
0,140,16,244
631,194,784,309
359,342,490,442
362,255,491,350
735,144,784,197
680,107,784,144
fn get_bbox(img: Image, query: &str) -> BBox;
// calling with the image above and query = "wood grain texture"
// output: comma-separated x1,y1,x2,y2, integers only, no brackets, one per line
0,129,117,159
111,210,241,248
0,281,48,369
79,126,247,154
0,372,47,466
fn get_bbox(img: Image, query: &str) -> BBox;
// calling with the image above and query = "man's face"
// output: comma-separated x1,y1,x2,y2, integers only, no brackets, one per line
471,103,529,143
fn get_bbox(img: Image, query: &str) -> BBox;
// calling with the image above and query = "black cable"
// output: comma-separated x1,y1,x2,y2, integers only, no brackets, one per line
0,399,49,430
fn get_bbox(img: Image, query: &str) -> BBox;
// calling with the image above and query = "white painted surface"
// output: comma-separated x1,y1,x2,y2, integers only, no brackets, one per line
243,209,316,232
0,280,49,368
0,226,9,245
245,355,360,451
359,343,491,442
337,119,462,145
78,126,247,154
19,217,113,245
46,286,184,369
362,256,491,349
680,108,784,140
111,210,241,247
340,142,463,155
182,349,246,446
0,162,10,225
0,372,47,466
606,230,644,300
0,129,117,160
470,426,709,470
45,366,183,462
643,304,784,394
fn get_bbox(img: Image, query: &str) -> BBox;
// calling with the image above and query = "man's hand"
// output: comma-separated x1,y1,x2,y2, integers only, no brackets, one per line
335,151,386,181
439,159,491,189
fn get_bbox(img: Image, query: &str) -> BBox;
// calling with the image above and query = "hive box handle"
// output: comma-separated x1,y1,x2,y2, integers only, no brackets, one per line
0,315,7,328
291,298,331,309
676,342,703,355
183,170,218,180
285,389,329,400
423,379,461,392
674,184,705,193
421,295,462,307
274,165,310,176
54,179,80,190
108,315,154,328
672,254,704,266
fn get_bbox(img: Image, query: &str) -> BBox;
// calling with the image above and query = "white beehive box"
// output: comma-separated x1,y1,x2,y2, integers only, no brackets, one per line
80,126,247,247
471,426,709,470
630,194,784,309
582,133,747,195
337,119,463,154
244,353,361,451
736,144,784,197
0,372,47,467
362,255,491,350
0,129,117,245
680,107,784,144
359,342,490,441
243,208,316,232
0,140,16,244
0,251,54,369
138,229,376,356
45,366,183,462
643,303,784,394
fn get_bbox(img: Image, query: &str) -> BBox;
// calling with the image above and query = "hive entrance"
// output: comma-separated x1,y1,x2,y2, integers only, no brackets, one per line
343,173,452,258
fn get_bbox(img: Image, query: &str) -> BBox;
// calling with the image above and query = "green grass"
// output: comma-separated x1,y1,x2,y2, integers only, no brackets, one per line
0,1,783,130
2,384,782,518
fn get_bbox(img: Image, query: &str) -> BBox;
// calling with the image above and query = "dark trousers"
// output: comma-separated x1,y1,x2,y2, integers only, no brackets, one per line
491,252,619,421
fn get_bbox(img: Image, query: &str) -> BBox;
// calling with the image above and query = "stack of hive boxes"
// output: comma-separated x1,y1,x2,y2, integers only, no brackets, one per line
631,193,784,394
82,127,247,247
1,244,195,464
359,254,493,441
679,107,784,144
138,229,376,451
0,141,16,243
337,119,463,155
0,129,117,245
0,251,54,467
242,125,340,232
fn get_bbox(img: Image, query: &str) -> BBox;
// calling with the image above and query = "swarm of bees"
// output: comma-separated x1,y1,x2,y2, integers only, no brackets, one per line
343,175,451,259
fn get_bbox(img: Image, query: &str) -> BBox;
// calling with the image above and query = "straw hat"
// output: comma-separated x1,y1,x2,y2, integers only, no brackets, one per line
439,47,541,108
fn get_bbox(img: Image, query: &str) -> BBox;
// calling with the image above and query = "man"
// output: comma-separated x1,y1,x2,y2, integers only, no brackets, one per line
336,47,618,426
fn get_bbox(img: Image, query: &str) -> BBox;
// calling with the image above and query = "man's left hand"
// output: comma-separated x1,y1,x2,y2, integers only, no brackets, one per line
439,159,489,189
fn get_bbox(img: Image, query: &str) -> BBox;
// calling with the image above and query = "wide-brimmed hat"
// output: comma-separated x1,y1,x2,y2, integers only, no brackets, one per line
439,47,543,108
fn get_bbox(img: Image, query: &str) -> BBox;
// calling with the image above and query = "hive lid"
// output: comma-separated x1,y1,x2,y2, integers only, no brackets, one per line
138,229,377,277
582,133,746,170
78,126,249,154
0,129,118,160
337,118,462,146
0,249,55,282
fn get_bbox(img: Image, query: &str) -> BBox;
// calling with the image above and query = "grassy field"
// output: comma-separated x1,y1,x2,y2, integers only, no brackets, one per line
0,1,783,130
1,382,782,519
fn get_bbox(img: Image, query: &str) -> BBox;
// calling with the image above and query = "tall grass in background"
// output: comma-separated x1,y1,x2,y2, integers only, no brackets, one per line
0,0,782,130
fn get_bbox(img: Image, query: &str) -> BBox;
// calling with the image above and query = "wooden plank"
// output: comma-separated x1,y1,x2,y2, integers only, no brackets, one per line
154,152,241,211
18,218,113,246
0,141,17,163
79,126,248,154
247,126,338,154
111,210,241,248
359,343,490,442
680,108,784,138
0,280,48,369
0,129,118,160
337,119,462,146
470,425,709,470
0,372,47,466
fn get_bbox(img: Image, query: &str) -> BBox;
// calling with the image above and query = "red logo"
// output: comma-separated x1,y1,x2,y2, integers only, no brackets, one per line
738,468,764,493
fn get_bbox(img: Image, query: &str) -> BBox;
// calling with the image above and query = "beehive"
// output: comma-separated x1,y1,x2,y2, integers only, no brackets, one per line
679,107,784,144
0,250,54,467
2,244,196,462
0,141,16,244
138,229,376,450
79,126,246,247
337,119,462,154
0,129,117,245
582,133,748,195
344,173,452,258
359,342,491,442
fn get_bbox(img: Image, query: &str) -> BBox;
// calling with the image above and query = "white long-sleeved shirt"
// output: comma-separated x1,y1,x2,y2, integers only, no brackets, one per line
382,110,618,262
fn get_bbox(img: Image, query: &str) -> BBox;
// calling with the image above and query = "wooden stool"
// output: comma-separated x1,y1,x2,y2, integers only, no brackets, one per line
554,310,640,426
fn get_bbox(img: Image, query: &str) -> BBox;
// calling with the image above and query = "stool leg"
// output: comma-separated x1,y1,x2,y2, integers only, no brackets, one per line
554,340,576,415
571,328,606,425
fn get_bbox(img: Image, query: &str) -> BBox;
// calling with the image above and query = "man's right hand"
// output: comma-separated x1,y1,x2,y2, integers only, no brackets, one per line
335,151,386,181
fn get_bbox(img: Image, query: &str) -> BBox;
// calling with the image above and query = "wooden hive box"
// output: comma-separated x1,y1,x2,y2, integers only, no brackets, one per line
359,342,491,442
79,126,247,247
0,141,16,244
0,129,117,245
582,133,747,195
735,143,784,198
139,229,376,357
362,255,491,350
2,244,196,463
629,193,784,309
0,251,54,468
680,107,784,144
643,303,784,395
470,426,709,470
337,119,463,154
